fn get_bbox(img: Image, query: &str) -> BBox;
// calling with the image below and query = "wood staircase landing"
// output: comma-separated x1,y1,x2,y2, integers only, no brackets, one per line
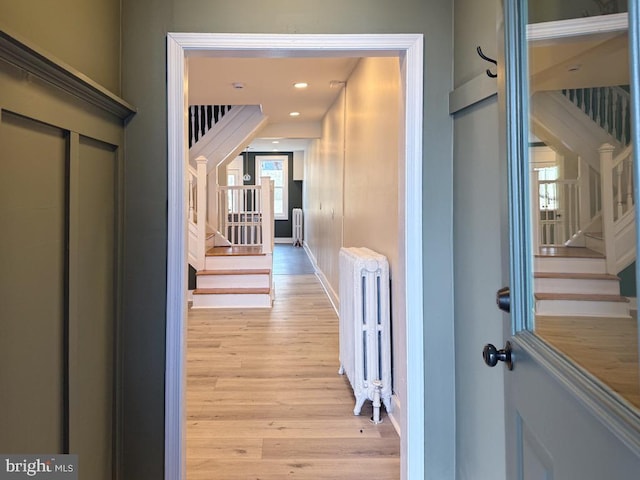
192,246,273,309
534,246,630,317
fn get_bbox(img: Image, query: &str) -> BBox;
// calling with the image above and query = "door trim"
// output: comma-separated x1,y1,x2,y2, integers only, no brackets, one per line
165,33,425,480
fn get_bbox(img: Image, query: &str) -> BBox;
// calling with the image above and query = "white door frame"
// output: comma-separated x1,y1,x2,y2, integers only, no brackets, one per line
165,33,424,480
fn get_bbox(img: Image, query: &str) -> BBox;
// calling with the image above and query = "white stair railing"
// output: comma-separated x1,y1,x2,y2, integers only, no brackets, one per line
217,177,274,252
562,86,631,146
600,143,635,274
536,178,579,246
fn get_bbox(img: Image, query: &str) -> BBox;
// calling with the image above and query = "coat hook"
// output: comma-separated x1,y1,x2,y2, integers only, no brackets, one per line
477,46,497,78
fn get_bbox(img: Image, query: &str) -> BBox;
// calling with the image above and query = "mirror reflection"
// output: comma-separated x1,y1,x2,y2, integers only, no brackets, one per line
527,11,639,409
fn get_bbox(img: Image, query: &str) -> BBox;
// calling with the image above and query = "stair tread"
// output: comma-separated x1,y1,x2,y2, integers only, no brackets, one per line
206,245,265,256
535,293,629,302
584,231,603,240
536,246,603,259
534,272,619,280
193,287,271,295
197,269,271,276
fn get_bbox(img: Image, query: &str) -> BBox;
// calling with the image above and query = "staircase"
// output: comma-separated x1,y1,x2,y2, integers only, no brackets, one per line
531,86,635,318
187,104,275,309
534,247,629,317
192,246,273,308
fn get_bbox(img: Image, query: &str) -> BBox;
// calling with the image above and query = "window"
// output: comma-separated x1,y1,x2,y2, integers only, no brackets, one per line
256,155,288,220
536,165,559,211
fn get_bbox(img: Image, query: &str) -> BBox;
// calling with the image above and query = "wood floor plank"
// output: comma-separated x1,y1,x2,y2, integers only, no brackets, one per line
537,315,640,409
186,266,400,479
186,459,400,480
262,438,400,459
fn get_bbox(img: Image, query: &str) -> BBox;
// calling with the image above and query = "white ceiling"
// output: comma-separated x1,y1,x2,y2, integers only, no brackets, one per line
188,56,360,152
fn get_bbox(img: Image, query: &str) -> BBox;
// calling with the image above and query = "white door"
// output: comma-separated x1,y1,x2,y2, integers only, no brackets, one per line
491,2,640,478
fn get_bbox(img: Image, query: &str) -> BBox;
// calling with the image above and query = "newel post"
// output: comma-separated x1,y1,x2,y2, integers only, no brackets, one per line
577,156,591,230
196,155,208,270
260,176,274,254
599,143,616,274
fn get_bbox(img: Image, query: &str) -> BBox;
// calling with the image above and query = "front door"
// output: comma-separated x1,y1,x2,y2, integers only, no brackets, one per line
495,1,640,478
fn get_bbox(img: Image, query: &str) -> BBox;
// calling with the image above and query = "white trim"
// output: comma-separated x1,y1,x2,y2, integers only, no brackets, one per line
527,12,628,42
274,237,294,244
255,154,289,220
165,33,424,480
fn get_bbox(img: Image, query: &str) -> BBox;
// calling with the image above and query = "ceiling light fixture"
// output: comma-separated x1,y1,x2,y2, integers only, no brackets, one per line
289,111,300,117
272,140,280,144
232,82,245,89
293,82,309,89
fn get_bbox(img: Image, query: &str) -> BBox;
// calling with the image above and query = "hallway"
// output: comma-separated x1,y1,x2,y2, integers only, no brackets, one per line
186,246,400,479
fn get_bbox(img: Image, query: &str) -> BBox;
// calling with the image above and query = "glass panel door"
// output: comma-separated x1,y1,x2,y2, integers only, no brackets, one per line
523,4,639,410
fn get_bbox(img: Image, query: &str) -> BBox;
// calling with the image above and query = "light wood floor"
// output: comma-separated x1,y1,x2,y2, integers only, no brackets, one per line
187,273,400,479
537,315,640,409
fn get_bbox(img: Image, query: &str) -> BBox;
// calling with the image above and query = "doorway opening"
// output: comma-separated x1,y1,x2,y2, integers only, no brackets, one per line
166,33,424,480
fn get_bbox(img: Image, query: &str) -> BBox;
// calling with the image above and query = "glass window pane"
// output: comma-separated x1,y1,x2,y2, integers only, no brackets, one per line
525,9,639,410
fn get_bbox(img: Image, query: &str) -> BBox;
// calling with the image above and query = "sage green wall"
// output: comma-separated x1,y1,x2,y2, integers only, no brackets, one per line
0,0,121,94
121,1,454,479
453,1,507,479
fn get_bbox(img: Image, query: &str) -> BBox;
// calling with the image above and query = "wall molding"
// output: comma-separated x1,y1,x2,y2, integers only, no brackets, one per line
0,29,135,120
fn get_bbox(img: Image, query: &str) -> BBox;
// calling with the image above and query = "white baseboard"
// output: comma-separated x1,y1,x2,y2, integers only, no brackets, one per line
387,394,402,437
274,237,293,244
303,242,339,315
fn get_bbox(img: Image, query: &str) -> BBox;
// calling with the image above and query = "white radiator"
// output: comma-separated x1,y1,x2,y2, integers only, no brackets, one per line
338,247,392,419
292,208,303,247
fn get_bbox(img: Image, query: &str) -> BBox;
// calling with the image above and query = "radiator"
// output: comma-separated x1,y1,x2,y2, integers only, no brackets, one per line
292,208,303,247
338,247,392,419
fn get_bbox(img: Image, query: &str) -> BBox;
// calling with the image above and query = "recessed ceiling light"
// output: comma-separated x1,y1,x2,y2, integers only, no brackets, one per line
232,82,245,89
567,64,581,72
294,82,309,89
289,112,300,117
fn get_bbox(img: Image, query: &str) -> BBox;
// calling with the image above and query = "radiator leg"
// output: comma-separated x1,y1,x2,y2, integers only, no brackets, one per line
371,380,383,424
353,396,367,416
338,365,345,375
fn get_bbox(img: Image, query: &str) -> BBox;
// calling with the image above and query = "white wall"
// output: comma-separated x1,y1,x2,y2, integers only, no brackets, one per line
304,55,404,428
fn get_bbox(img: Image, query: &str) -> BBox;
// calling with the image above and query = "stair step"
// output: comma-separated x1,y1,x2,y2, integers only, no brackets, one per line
194,287,270,295
197,269,271,276
191,287,273,309
196,269,271,289
534,272,619,280
535,256,607,274
205,252,272,270
535,293,630,317
536,246,603,258
584,232,603,240
206,245,264,256
534,272,621,295
535,293,628,302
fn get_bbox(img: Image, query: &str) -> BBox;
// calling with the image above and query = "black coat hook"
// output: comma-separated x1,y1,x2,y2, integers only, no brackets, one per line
477,46,497,78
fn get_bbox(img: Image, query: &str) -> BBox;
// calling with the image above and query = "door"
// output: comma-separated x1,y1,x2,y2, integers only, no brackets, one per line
492,1,640,478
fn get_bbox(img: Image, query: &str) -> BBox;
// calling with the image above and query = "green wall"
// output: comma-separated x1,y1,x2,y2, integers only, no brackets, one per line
121,1,454,479
0,0,121,94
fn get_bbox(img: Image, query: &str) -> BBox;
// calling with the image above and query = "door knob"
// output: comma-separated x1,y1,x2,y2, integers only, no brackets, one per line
483,341,513,370
496,286,510,313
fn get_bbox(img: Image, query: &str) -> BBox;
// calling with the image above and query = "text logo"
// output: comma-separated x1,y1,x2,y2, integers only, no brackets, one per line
0,455,77,480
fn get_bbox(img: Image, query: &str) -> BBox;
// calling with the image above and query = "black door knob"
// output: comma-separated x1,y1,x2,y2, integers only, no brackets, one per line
496,286,510,313
483,341,513,370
